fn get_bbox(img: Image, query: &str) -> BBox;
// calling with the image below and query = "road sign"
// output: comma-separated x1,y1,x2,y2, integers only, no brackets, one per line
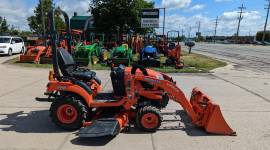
141,9,159,28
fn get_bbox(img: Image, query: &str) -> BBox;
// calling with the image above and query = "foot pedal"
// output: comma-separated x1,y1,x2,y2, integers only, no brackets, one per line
78,118,120,138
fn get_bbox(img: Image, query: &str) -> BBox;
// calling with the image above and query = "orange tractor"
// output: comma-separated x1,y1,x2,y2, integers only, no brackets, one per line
165,31,184,69
19,37,50,63
43,9,236,138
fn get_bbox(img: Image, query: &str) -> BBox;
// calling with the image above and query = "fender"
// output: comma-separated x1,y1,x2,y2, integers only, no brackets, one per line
47,81,94,107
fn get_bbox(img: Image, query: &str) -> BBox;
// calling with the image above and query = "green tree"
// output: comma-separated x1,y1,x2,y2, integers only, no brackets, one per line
89,0,154,34
256,31,270,42
0,18,9,33
27,0,65,35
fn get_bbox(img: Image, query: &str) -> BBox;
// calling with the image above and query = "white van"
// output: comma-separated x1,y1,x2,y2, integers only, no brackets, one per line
0,36,25,56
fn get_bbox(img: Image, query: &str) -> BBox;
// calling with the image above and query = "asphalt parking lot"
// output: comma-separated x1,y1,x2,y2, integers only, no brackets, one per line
0,50,269,150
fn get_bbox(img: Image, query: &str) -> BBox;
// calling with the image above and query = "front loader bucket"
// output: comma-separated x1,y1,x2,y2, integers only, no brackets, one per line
190,88,236,136
19,55,37,63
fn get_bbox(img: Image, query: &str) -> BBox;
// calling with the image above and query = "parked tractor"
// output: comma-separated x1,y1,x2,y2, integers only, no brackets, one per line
19,37,50,63
109,42,133,66
41,9,236,138
165,31,184,69
73,34,108,66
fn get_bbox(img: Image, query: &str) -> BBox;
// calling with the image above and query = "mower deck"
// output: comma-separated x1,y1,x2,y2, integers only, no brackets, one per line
79,118,121,137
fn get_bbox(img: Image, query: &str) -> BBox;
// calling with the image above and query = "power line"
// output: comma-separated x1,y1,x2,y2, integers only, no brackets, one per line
262,0,270,43
236,4,246,37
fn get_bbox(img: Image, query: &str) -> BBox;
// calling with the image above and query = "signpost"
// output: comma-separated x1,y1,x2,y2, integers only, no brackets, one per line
141,8,166,36
141,9,159,28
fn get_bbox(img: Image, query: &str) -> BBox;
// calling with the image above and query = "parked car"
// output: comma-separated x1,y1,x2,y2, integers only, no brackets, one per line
0,36,25,56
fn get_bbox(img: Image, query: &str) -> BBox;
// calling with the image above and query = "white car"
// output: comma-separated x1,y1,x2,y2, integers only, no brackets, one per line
0,36,26,56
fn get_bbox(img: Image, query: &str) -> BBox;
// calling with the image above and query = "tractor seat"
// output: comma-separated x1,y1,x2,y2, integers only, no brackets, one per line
57,48,99,83
169,43,176,49
71,69,96,81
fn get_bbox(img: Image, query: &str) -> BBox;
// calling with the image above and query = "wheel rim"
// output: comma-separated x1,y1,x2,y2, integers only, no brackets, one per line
57,104,78,124
141,113,159,129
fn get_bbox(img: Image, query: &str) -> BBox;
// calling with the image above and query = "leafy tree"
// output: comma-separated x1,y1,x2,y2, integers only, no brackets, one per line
9,25,19,36
0,17,9,33
27,0,65,35
256,31,270,42
89,0,154,34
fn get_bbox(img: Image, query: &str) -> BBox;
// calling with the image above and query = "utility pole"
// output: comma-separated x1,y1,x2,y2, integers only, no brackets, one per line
163,8,166,36
40,0,46,36
197,21,201,33
214,16,219,42
188,26,192,39
236,4,246,37
262,0,270,43
181,29,184,37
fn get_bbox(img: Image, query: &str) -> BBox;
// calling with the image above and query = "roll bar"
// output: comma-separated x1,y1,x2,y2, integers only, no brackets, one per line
48,8,71,79
167,30,180,44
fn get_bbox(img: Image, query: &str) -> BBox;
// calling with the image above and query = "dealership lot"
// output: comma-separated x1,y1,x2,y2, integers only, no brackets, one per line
0,49,269,150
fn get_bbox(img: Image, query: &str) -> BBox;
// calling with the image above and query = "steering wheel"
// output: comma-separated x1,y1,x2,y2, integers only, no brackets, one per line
131,64,148,76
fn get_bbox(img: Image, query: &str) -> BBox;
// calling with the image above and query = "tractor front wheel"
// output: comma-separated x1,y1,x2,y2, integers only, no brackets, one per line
50,96,88,131
136,106,162,132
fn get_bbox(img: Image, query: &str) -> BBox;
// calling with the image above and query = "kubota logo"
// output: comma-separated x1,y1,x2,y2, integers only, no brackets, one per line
144,78,160,84
57,86,67,90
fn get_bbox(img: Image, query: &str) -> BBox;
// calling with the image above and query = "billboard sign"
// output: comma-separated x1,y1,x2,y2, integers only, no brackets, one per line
141,9,159,28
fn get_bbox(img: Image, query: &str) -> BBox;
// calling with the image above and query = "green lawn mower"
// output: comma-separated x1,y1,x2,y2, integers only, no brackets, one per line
109,43,133,66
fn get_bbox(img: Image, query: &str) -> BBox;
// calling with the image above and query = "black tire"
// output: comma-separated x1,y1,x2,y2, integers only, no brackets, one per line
8,48,12,56
49,95,88,131
135,106,162,132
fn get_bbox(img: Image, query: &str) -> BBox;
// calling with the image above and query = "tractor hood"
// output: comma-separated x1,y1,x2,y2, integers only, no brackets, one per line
79,43,97,51
125,67,167,81
143,45,157,53
114,45,126,53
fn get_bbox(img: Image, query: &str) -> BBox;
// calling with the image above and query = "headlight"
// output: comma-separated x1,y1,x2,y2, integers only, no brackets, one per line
0,46,7,48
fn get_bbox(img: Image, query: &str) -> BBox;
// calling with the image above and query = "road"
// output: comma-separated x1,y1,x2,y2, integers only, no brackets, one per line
191,43,270,73
0,52,269,150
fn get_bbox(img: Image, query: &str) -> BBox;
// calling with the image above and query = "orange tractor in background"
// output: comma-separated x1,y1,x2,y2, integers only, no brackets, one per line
165,31,184,69
20,29,81,64
156,31,184,69
42,9,236,138
19,37,50,63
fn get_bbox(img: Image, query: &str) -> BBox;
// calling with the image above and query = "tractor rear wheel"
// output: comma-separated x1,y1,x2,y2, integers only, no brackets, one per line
50,95,88,131
136,106,162,132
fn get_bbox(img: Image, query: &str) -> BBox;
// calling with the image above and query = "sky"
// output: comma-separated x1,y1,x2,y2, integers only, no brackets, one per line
0,0,269,36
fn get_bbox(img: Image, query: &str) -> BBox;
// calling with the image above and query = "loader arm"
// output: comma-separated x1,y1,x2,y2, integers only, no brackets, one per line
134,75,236,135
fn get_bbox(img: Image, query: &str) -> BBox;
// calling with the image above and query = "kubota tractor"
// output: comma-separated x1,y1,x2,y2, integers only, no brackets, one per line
42,9,236,138
165,31,184,69
19,37,49,63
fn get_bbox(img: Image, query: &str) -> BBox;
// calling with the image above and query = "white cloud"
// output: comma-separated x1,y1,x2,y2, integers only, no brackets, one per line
185,4,205,12
161,0,192,9
0,0,91,31
157,10,264,36
0,0,34,30
215,0,232,2
55,0,90,17
218,10,264,35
